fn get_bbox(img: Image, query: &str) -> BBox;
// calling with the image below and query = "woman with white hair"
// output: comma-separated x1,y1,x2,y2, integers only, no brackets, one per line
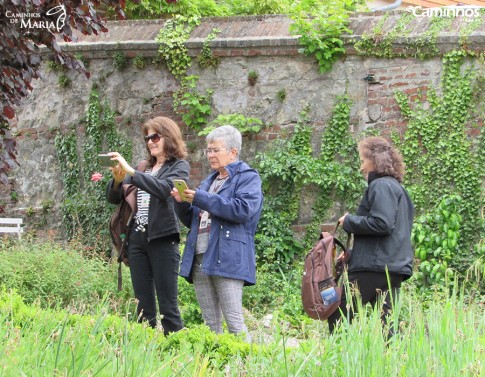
171,125,263,340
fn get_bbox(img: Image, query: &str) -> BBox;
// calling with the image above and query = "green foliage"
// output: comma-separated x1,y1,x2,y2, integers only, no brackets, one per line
304,95,364,242
198,113,264,136
0,240,132,310
353,12,478,59
276,89,286,102
226,0,291,15
2,279,485,375
46,60,64,72
55,89,132,255
112,50,128,70
173,75,212,131
394,50,484,272
412,16,453,58
459,9,485,48
125,0,229,18
289,0,355,73
178,277,203,326
412,195,461,289
354,12,414,58
254,99,363,270
162,325,251,365
155,14,200,79
248,70,259,86
132,55,147,69
57,74,71,88
73,52,88,68
197,28,221,69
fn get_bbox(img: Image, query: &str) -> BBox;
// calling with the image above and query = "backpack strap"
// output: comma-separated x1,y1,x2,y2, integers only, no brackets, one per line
117,159,150,291
332,221,352,281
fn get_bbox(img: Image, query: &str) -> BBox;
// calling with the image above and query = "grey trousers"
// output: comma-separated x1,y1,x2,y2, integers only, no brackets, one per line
192,254,250,340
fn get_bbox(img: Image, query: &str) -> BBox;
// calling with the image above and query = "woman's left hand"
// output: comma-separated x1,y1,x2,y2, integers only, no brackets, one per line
338,213,348,225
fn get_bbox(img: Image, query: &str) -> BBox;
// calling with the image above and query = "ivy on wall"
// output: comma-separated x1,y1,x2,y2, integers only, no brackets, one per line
55,89,132,255
254,98,364,271
354,12,484,59
394,50,485,274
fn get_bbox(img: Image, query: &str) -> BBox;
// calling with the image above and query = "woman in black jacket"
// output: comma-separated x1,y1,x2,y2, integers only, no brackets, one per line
106,116,190,335
328,136,414,334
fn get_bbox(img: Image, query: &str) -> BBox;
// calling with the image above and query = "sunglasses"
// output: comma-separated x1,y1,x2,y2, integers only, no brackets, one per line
144,133,161,143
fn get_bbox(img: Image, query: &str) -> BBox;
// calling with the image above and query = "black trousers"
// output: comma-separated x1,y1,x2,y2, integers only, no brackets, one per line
127,228,183,335
328,271,403,334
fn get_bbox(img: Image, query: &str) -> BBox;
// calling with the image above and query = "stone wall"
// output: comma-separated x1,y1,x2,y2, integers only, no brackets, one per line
4,12,484,236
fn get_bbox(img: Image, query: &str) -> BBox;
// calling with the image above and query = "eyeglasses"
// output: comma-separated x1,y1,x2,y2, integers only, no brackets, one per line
203,148,228,156
144,133,161,143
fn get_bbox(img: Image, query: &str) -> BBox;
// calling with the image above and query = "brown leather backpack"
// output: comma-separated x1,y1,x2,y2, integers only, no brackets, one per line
109,161,148,290
301,223,351,320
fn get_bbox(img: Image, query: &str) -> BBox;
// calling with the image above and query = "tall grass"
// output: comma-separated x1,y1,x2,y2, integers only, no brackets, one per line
1,239,484,375
1,284,484,376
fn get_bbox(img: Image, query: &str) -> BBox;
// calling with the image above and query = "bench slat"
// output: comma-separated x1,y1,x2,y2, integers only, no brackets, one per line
0,218,23,224
0,227,23,233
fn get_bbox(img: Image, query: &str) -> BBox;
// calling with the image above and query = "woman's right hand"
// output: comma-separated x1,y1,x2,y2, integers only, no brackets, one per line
171,188,195,203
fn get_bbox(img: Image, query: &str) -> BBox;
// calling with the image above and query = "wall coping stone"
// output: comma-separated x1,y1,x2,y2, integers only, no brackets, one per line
40,11,484,57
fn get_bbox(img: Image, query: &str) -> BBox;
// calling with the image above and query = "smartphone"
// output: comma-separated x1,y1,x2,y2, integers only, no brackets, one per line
173,179,189,201
98,154,117,168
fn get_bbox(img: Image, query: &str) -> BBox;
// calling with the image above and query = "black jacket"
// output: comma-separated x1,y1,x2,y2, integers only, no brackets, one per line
107,158,190,242
343,174,415,279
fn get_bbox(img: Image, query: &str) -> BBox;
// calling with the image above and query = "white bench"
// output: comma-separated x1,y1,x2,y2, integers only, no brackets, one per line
0,218,23,239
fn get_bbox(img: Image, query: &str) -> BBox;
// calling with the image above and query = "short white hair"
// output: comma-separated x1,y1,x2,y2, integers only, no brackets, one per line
206,125,242,157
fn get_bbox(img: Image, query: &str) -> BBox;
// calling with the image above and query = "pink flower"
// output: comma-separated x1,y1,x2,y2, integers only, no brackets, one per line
91,172,104,182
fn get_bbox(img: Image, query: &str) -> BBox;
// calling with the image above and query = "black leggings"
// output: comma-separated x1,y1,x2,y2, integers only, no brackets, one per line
328,271,403,333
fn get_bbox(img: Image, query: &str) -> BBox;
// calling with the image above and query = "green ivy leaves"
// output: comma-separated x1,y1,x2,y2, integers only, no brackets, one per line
156,15,201,79
254,97,363,269
55,89,133,256
395,50,484,278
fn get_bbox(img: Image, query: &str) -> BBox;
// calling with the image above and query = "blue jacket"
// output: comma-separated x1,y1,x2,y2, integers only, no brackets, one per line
177,161,263,286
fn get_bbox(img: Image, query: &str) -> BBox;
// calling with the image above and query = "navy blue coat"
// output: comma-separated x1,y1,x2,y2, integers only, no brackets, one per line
177,161,263,286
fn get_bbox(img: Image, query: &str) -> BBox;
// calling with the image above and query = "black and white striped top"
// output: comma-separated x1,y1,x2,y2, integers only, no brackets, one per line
133,167,159,231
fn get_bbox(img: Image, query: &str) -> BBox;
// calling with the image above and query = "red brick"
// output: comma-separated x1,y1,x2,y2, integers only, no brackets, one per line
389,82,409,88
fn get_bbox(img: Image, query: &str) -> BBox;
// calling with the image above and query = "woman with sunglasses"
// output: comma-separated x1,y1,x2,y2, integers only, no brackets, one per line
171,125,263,342
106,116,189,335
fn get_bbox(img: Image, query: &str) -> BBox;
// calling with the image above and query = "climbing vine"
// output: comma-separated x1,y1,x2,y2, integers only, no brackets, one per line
354,12,414,58
55,89,132,256
173,75,213,131
155,14,201,79
394,50,484,273
254,98,363,271
197,28,221,69
289,1,355,73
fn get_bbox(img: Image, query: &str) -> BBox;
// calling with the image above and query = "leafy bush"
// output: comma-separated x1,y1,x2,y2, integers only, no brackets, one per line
0,239,133,311
178,276,203,326
412,195,461,289
199,113,264,136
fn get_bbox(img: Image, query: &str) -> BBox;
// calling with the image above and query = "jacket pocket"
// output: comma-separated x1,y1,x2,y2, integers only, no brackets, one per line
218,226,247,265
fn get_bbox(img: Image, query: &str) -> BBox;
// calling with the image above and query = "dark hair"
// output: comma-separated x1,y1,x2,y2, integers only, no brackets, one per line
142,117,187,166
358,136,405,182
